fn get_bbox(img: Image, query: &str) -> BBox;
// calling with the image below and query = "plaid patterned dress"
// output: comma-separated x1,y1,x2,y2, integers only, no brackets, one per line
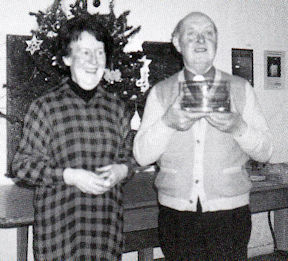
12,80,134,261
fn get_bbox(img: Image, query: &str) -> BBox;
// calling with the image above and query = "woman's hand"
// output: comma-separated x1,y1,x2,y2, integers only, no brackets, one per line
63,167,112,195
63,164,128,195
95,164,128,188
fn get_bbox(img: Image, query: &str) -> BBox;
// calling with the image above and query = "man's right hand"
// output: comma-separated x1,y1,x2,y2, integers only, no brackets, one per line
63,168,111,195
162,91,206,131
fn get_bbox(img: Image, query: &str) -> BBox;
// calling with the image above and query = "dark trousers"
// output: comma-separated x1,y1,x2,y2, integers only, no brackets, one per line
158,203,251,261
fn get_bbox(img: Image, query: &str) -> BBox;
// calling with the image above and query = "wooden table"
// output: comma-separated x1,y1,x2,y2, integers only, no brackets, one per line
1,172,288,261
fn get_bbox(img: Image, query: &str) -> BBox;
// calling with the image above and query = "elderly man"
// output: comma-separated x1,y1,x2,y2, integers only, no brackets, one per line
133,12,272,260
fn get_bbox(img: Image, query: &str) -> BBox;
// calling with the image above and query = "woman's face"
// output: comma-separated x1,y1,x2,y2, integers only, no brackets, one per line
63,31,106,90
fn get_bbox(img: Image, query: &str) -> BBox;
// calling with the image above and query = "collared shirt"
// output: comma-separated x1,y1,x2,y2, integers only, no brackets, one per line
183,66,219,208
184,66,216,81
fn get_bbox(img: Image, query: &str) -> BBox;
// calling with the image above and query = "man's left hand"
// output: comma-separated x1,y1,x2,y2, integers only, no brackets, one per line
95,164,128,189
206,112,247,136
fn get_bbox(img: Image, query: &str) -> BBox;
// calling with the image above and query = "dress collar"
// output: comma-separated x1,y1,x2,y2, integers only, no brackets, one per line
67,78,102,103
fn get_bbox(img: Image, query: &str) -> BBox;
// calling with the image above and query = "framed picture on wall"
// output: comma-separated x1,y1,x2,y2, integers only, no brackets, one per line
264,50,285,90
232,48,254,86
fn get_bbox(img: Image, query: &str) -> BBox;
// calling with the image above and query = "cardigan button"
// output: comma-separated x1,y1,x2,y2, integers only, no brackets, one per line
189,200,193,204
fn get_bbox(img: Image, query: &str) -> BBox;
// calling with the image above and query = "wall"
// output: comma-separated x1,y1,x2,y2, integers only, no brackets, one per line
0,0,288,260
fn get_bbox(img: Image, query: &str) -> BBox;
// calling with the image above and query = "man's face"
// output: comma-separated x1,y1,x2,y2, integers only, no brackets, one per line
63,31,106,90
173,13,217,75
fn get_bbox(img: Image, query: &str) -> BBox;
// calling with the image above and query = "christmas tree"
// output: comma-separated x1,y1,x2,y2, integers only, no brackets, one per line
25,0,150,111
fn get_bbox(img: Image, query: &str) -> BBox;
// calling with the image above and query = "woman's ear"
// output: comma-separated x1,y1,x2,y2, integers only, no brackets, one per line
62,56,72,67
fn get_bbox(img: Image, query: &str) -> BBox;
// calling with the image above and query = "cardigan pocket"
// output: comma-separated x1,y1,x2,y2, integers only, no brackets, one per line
214,166,252,197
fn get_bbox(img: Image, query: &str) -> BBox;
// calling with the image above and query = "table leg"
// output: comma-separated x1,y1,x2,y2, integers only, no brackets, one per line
17,226,28,261
274,208,288,251
138,247,153,261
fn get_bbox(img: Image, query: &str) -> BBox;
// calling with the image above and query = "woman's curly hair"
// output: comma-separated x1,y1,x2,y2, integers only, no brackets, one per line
56,14,115,71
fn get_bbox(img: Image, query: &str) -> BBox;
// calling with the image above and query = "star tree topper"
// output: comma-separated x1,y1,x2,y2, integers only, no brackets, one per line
26,35,43,55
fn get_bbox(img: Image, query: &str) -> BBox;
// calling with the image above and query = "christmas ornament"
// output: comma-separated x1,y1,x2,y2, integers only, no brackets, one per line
130,110,141,130
103,69,122,84
136,56,152,93
93,0,101,7
25,35,43,55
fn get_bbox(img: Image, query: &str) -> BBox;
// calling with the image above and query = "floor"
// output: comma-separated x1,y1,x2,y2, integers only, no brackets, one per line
249,251,288,260
155,251,288,260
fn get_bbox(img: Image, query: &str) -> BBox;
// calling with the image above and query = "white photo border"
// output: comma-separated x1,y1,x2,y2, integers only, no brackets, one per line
264,50,285,90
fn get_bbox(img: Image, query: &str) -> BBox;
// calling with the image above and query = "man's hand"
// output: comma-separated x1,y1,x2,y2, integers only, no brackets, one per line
63,165,127,195
162,91,206,131
206,112,247,136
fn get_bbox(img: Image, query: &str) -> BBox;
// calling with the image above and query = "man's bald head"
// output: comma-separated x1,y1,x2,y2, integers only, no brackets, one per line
172,12,217,39
172,12,218,75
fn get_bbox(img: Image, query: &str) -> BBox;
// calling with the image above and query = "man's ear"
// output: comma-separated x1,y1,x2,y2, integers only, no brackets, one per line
62,56,72,67
172,36,181,53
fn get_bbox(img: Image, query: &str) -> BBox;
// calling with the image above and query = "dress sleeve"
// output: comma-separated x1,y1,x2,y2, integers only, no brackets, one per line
233,82,273,162
11,100,64,186
115,103,138,182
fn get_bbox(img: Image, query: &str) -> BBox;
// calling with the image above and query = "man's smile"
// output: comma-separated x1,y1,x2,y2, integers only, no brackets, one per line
194,47,207,52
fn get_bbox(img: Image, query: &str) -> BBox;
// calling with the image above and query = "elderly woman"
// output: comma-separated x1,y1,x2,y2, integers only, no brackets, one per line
12,15,134,261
